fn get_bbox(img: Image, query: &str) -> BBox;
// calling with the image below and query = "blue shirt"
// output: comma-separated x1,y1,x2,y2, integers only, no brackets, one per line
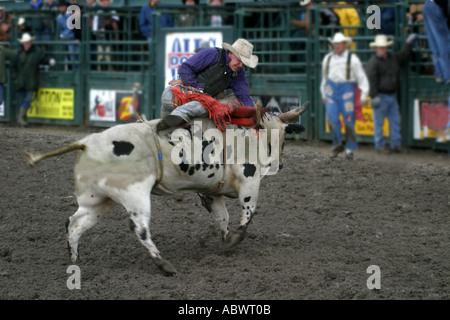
139,5,173,39
57,13,75,40
178,47,254,107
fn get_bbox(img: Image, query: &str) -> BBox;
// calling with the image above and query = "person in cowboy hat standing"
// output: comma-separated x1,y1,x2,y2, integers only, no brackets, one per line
320,32,369,160
157,38,258,132
365,33,416,154
11,33,55,127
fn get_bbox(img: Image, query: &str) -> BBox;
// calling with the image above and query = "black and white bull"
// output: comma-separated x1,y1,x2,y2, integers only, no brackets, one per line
26,102,309,275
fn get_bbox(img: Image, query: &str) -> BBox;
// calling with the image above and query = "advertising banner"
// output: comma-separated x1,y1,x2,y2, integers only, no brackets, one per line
413,98,450,142
27,88,74,120
164,31,224,86
89,89,142,123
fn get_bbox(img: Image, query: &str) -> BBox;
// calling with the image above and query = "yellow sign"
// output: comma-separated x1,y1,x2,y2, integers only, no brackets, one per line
326,102,389,137
28,88,74,120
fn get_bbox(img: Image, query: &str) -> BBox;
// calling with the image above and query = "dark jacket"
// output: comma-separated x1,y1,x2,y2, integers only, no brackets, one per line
365,43,412,97
11,44,51,91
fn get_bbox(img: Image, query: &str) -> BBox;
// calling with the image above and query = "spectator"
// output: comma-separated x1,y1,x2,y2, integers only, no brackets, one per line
93,0,120,71
85,0,98,9
0,45,16,112
404,4,430,75
0,7,13,43
405,3,424,34
320,32,369,160
139,0,173,41
374,1,398,36
85,0,99,70
407,3,423,27
157,38,258,132
333,1,360,50
56,0,79,70
42,0,59,43
290,1,339,37
422,0,450,84
11,33,55,126
30,0,46,41
208,0,225,27
177,0,199,27
365,34,416,153
17,17,31,38
290,0,312,35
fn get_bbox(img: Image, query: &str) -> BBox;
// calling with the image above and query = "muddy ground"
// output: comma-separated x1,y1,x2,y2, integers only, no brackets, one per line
0,122,449,300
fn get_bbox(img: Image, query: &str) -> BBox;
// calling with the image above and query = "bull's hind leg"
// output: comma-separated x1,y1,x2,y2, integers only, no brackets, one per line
127,199,176,275
120,178,176,276
66,196,116,262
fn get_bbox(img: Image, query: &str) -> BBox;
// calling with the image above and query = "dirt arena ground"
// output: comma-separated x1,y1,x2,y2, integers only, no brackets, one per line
0,122,449,300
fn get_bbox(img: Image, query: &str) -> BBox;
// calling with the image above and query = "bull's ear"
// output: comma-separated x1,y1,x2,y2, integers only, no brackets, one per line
284,123,305,134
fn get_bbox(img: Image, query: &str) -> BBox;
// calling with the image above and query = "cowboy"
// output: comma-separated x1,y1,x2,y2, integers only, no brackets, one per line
320,32,369,160
157,38,258,132
365,33,416,153
11,33,55,126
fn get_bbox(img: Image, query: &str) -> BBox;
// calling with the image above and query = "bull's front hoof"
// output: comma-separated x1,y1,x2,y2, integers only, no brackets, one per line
223,229,246,249
67,241,78,263
153,257,177,276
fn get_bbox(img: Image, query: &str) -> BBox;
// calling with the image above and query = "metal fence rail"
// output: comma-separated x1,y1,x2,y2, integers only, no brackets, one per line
1,1,447,149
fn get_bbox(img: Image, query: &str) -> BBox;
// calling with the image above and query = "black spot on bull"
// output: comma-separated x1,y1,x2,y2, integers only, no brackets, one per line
112,141,134,156
244,196,251,202
179,162,189,173
243,163,256,178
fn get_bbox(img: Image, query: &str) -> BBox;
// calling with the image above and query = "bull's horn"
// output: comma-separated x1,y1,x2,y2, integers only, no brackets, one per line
278,101,310,123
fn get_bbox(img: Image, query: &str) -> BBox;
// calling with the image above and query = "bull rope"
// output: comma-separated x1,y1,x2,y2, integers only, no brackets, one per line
141,120,164,184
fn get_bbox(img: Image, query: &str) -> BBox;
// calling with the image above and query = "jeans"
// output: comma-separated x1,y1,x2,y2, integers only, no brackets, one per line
372,93,402,150
423,0,450,81
324,80,358,151
17,89,34,110
160,86,209,121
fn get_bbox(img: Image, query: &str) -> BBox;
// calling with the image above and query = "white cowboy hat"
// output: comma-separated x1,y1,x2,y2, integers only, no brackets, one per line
328,32,352,45
19,33,35,43
370,34,394,48
222,38,258,68
299,0,311,6
18,17,26,26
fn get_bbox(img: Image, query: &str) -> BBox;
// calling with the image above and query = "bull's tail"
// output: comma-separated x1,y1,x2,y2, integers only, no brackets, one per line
26,143,86,166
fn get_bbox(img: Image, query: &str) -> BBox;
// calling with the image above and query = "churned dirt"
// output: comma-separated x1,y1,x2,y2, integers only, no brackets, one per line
1,122,449,300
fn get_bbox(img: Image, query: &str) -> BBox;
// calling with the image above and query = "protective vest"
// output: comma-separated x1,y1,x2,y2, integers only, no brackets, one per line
196,48,238,97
